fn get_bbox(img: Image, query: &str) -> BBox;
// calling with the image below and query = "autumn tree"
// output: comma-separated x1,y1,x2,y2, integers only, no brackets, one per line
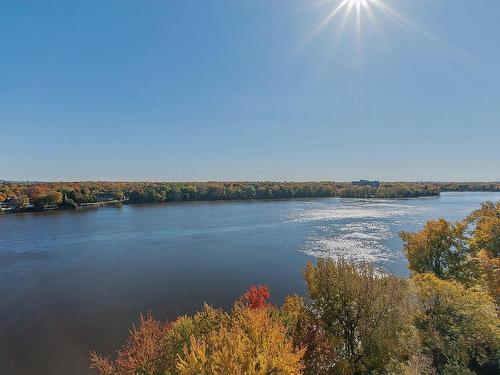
465,201,500,310
477,250,500,311
33,190,63,208
401,219,480,286
467,201,500,257
91,286,304,375
302,259,418,375
413,273,499,374
90,312,173,375
15,194,30,208
403,202,499,308
177,304,304,375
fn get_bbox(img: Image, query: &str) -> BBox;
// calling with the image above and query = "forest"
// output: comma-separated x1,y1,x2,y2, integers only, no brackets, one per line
0,181,457,213
1,180,498,214
90,201,499,375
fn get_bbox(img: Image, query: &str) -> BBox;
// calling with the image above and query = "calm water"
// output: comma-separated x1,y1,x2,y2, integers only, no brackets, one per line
1,192,499,374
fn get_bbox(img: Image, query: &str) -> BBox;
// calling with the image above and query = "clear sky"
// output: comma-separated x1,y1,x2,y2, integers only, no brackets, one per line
1,0,499,182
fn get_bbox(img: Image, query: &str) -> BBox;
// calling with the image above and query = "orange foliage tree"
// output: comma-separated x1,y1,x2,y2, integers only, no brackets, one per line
91,286,304,375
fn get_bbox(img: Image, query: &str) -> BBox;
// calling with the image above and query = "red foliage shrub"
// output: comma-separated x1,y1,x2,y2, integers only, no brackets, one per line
241,285,270,309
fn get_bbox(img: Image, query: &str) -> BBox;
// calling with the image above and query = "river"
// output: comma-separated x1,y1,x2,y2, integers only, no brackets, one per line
0,191,499,374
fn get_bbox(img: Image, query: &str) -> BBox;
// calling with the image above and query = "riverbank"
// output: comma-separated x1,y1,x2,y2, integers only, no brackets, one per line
0,181,445,215
0,193,439,215
0,199,127,215
2,180,499,216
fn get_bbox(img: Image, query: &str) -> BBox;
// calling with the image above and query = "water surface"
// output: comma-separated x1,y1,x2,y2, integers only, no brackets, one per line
1,192,498,374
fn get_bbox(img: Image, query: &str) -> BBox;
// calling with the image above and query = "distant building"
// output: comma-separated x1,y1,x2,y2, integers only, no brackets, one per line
0,201,17,212
352,180,380,188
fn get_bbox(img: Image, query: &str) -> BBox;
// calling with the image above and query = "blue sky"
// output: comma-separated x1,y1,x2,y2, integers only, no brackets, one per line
1,0,499,181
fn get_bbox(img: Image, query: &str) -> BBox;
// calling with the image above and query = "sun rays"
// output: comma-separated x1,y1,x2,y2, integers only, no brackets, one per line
302,0,473,66
304,0,373,43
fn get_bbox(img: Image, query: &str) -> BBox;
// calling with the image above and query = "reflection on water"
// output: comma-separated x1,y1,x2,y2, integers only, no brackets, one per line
303,221,394,262
288,199,429,263
0,192,498,375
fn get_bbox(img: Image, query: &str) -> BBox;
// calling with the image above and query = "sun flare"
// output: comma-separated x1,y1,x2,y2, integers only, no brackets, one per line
303,0,378,46
348,0,369,10
303,0,468,66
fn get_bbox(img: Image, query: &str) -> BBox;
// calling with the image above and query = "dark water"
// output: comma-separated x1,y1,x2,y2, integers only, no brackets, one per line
1,192,499,374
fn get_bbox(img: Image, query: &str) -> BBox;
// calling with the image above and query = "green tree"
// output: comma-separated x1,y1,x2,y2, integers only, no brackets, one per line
413,273,499,375
33,191,63,207
302,259,417,375
113,191,125,201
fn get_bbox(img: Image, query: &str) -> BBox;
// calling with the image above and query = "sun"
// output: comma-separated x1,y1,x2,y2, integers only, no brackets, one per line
303,0,377,46
348,0,369,10
301,0,469,68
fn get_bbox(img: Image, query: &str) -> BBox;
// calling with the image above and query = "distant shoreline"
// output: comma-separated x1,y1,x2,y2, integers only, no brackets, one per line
7,191,500,216
3,194,439,215
1,181,499,216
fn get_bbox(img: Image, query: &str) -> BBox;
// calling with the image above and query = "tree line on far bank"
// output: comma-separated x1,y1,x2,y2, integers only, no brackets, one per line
0,181,446,211
1,181,498,212
91,201,499,375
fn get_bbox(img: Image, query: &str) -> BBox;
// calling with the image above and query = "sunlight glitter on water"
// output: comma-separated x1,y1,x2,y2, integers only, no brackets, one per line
287,199,428,262
301,221,395,262
287,200,427,223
